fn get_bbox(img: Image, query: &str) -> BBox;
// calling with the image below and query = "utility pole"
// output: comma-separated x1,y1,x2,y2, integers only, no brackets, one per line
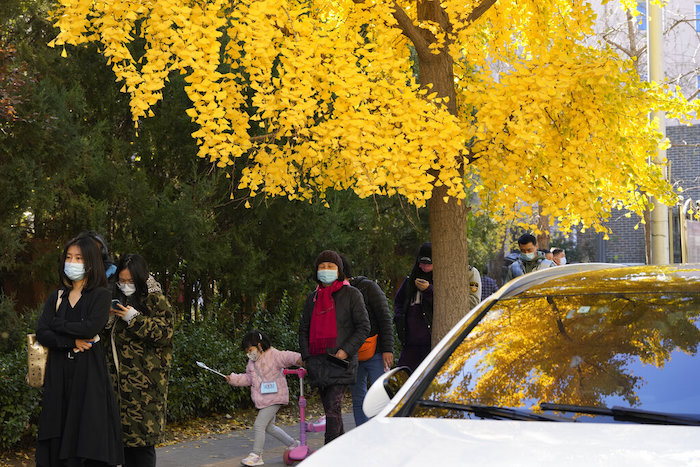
648,0,670,264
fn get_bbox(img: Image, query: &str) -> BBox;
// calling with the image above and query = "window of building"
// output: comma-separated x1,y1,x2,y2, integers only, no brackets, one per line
637,2,647,30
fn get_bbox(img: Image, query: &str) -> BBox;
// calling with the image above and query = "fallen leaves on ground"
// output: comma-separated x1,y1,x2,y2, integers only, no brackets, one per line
1,390,349,465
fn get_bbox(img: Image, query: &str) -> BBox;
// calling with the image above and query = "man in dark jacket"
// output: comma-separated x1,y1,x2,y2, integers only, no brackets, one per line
341,255,394,426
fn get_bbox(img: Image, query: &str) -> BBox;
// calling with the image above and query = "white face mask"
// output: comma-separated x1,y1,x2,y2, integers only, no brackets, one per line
118,283,137,296
521,252,536,262
558,257,567,265
247,349,261,362
64,262,85,281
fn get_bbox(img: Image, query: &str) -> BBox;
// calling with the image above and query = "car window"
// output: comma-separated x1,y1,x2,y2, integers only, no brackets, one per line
412,292,700,422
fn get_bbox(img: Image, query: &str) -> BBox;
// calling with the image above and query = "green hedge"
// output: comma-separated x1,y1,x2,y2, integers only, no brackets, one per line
167,319,246,421
0,347,43,450
168,291,302,422
0,295,42,451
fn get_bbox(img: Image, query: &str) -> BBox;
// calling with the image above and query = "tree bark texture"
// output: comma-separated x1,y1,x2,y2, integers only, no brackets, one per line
428,184,471,344
417,0,469,345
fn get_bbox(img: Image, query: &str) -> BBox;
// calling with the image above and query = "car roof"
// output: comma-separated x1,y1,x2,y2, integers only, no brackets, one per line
494,263,700,300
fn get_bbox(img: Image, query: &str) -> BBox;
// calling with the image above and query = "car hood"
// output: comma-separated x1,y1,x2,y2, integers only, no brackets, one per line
300,417,700,466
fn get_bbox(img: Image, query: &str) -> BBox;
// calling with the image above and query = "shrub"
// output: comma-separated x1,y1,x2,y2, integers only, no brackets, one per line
167,319,247,422
0,297,43,451
0,294,23,354
166,291,304,422
0,349,43,451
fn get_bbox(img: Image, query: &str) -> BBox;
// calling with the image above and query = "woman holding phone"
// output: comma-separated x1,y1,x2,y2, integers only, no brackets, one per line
105,254,174,467
35,235,123,467
393,242,434,372
298,250,370,444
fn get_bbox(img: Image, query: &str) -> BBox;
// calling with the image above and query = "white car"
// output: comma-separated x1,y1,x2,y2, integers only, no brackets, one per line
301,263,700,466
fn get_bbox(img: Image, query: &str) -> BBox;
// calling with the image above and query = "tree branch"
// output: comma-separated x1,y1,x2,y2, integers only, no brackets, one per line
388,1,432,60
464,0,497,25
601,36,633,58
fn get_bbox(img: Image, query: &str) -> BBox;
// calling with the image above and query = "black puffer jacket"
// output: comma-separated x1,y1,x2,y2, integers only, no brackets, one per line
299,284,370,387
349,276,394,355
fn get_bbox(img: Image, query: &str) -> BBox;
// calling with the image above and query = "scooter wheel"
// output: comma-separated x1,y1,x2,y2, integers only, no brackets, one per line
283,449,292,465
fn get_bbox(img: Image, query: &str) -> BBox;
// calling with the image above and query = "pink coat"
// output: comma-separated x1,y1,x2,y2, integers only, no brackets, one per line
227,347,301,409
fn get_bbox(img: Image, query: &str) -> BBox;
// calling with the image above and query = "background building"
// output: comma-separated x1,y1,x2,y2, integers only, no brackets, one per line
580,1,700,263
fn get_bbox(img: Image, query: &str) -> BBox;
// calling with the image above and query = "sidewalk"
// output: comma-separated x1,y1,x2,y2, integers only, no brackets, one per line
157,413,356,467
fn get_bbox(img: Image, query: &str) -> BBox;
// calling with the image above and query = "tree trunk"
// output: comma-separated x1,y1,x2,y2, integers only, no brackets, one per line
536,206,550,250
429,185,470,343
415,9,470,344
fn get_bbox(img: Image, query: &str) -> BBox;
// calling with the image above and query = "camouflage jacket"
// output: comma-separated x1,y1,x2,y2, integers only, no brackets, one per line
103,280,174,447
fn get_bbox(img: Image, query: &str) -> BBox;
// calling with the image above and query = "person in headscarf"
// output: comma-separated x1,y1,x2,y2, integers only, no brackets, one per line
393,242,435,372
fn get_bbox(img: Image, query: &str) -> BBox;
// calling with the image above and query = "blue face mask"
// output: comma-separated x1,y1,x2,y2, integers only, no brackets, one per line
521,252,536,262
64,262,86,281
317,269,338,285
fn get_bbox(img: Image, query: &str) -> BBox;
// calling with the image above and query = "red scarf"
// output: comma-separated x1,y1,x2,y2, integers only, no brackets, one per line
309,280,346,356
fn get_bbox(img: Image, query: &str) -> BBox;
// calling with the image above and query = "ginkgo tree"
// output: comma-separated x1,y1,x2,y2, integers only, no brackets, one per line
49,0,699,342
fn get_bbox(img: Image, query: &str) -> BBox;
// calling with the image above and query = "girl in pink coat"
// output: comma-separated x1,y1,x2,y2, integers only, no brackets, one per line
226,330,302,466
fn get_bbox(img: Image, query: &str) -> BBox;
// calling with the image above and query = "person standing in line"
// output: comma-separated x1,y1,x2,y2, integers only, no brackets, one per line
393,242,434,372
505,234,555,282
104,253,174,467
543,249,554,262
467,265,482,309
226,330,302,467
552,248,567,266
76,230,118,285
481,271,499,301
35,235,123,467
340,255,394,427
394,242,483,373
298,250,370,444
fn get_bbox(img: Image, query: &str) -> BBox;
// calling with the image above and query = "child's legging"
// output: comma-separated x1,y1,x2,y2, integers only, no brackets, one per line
253,404,295,455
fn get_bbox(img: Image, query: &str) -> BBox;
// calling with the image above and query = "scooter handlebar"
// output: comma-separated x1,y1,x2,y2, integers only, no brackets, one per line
283,368,307,377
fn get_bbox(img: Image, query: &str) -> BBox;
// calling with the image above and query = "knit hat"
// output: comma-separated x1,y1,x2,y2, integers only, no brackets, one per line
416,242,432,264
314,250,345,281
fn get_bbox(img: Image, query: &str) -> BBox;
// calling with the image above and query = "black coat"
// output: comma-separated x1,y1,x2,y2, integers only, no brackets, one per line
349,276,394,354
36,287,123,465
299,284,370,387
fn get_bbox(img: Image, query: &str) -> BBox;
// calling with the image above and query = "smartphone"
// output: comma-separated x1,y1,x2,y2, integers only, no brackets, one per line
111,299,122,309
326,353,350,369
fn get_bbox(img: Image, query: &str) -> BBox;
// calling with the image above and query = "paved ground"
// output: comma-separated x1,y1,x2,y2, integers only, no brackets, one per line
0,413,355,467
157,413,356,467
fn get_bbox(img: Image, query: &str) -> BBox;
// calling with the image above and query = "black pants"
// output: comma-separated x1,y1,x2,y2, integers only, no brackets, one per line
319,385,347,444
123,445,156,467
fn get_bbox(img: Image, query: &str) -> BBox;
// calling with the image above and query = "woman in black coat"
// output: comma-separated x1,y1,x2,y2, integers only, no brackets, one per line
299,250,370,444
35,236,123,467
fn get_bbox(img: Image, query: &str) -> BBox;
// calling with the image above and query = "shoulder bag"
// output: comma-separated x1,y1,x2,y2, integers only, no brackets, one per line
26,290,63,388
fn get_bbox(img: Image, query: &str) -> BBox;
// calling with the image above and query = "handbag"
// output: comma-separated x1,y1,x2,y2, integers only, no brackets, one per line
26,290,63,388
357,334,378,361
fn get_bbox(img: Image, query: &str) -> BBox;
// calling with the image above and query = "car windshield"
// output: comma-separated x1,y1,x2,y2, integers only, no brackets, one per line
413,287,700,423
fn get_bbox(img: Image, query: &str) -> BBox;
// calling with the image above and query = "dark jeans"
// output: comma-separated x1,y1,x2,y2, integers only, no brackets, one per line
319,385,347,444
123,445,156,467
349,353,385,426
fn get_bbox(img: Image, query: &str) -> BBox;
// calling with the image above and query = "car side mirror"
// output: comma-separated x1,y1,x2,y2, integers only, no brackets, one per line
362,366,411,419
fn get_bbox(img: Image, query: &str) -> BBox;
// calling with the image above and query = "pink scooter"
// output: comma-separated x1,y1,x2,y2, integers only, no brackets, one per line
283,368,326,465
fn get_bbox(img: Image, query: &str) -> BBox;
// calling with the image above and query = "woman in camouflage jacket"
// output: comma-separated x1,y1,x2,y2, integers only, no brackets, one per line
104,254,174,467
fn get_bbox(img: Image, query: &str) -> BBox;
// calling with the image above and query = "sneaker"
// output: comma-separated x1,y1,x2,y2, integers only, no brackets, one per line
288,440,301,449
241,452,264,466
